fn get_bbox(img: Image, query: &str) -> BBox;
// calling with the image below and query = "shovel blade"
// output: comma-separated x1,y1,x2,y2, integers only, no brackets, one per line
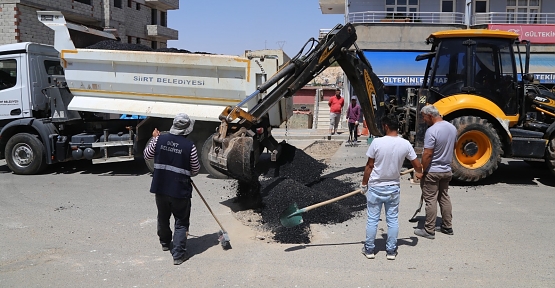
279,203,304,228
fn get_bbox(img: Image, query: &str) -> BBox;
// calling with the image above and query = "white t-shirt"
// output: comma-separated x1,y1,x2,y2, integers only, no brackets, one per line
366,135,417,186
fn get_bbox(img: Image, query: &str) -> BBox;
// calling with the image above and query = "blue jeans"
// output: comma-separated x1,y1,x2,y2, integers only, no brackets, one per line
364,185,400,253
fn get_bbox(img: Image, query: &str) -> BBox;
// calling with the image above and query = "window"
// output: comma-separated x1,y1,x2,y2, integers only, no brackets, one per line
386,0,418,18
151,9,158,25
441,0,454,12
44,60,64,75
160,12,167,27
75,0,92,5
128,36,132,43
507,0,540,24
114,0,122,8
0,59,17,90
136,38,141,44
151,41,158,50
474,0,488,13
128,0,132,8
136,3,141,10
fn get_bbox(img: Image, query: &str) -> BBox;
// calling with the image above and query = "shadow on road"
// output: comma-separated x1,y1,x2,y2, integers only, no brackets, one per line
187,232,220,257
450,160,555,187
283,236,418,253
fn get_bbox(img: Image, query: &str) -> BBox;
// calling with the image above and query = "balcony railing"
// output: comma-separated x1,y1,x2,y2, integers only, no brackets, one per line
473,12,555,25
348,11,465,25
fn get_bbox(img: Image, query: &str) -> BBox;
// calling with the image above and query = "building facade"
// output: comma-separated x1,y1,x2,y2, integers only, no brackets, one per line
0,0,178,48
320,0,555,101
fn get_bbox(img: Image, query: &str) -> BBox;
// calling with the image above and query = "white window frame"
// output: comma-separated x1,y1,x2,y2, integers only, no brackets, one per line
506,0,541,24
385,0,419,16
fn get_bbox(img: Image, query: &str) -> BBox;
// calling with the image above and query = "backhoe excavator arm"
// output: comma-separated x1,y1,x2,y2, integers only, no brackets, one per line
208,23,386,182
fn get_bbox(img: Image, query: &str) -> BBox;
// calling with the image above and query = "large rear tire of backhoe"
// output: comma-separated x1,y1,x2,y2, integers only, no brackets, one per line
546,136,555,177
5,133,47,175
201,134,229,179
450,116,502,182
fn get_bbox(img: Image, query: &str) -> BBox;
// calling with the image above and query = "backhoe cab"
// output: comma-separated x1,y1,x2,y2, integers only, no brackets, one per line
412,29,555,181
205,23,386,182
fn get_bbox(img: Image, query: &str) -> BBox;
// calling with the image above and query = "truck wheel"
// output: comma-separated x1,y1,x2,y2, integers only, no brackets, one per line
5,133,47,175
201,134,229,179
451,116,502,182
546,136,555,177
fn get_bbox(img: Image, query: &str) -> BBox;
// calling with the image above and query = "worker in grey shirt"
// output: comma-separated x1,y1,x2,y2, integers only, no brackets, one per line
414,105,457,240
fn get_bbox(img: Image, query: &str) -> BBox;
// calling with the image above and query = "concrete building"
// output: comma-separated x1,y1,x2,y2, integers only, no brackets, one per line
0,0,178,48
319,0,555,101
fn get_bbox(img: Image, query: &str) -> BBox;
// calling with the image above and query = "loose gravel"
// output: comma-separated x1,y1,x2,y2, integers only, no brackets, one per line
233,142,365,244
86,40,212,54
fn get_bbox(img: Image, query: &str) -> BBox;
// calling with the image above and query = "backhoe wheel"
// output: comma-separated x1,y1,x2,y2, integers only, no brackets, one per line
451,116,502,182
546,136,555,177
201,134,229,179
5,133,47,175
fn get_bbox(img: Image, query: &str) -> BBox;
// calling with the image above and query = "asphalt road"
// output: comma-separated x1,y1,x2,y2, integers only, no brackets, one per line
1,142,554,287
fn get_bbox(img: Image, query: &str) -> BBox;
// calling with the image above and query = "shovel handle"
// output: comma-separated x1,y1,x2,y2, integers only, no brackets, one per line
400,168,414,175
302,189,362,213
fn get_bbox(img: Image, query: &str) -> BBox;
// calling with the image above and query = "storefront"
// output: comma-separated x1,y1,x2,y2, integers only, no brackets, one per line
362,50,428,105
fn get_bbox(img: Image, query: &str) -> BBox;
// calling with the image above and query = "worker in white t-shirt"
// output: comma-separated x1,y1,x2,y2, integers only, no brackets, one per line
360,114,423,260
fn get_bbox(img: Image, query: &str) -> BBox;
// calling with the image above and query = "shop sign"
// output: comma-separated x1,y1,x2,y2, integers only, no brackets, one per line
488,24,555,44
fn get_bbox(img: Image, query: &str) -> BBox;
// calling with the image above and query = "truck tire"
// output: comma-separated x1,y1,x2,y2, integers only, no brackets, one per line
450,116,502,182
201,134,229,179
5,133,47,175
547,136,555,177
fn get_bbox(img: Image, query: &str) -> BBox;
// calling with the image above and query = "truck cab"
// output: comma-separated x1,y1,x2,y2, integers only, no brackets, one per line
0,43,63,122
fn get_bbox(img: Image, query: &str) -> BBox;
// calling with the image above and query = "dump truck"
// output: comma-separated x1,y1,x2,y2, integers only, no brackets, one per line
0,11,290,175
205,24,555,182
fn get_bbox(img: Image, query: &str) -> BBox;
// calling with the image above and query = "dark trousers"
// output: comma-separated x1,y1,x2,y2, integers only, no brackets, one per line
155,194,191,260
348,122,358,141
420,171,453,234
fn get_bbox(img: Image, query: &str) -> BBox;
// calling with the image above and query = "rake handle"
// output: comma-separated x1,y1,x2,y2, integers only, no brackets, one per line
191,181,226,233
302,189,362,213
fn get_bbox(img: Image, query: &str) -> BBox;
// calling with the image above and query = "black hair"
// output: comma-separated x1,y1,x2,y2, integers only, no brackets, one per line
381,114,399,131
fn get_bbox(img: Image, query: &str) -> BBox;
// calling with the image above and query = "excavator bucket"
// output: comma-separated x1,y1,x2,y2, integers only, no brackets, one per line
208,135,258,183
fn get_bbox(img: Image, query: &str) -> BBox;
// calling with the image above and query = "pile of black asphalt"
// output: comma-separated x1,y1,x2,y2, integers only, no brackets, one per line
236,143,366,244
86,40,211,54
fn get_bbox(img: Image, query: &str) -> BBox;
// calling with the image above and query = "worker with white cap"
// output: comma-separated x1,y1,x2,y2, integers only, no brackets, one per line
143,113,200,265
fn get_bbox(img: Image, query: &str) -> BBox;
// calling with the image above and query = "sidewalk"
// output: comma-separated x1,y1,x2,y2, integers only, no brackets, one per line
272,127,369,141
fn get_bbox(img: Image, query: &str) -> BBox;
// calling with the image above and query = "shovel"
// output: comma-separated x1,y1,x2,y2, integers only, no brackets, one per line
280,189,362,228
279,168,416,228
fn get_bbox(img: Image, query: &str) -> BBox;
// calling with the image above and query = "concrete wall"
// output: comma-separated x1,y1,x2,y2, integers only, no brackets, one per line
0,0,172,48
353,23,466,51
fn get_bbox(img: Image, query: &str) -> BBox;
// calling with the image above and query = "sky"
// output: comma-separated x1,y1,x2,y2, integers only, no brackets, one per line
167,0,345,57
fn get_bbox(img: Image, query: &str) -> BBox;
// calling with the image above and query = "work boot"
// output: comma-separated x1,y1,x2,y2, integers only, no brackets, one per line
414,228,435,239
435,226,454,235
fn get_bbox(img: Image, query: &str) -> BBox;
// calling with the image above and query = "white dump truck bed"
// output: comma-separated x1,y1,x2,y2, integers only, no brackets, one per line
39,11,291,124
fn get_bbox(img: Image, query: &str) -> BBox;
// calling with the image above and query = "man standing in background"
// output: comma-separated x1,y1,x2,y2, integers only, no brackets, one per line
346,96,361,142
328,88,344,135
